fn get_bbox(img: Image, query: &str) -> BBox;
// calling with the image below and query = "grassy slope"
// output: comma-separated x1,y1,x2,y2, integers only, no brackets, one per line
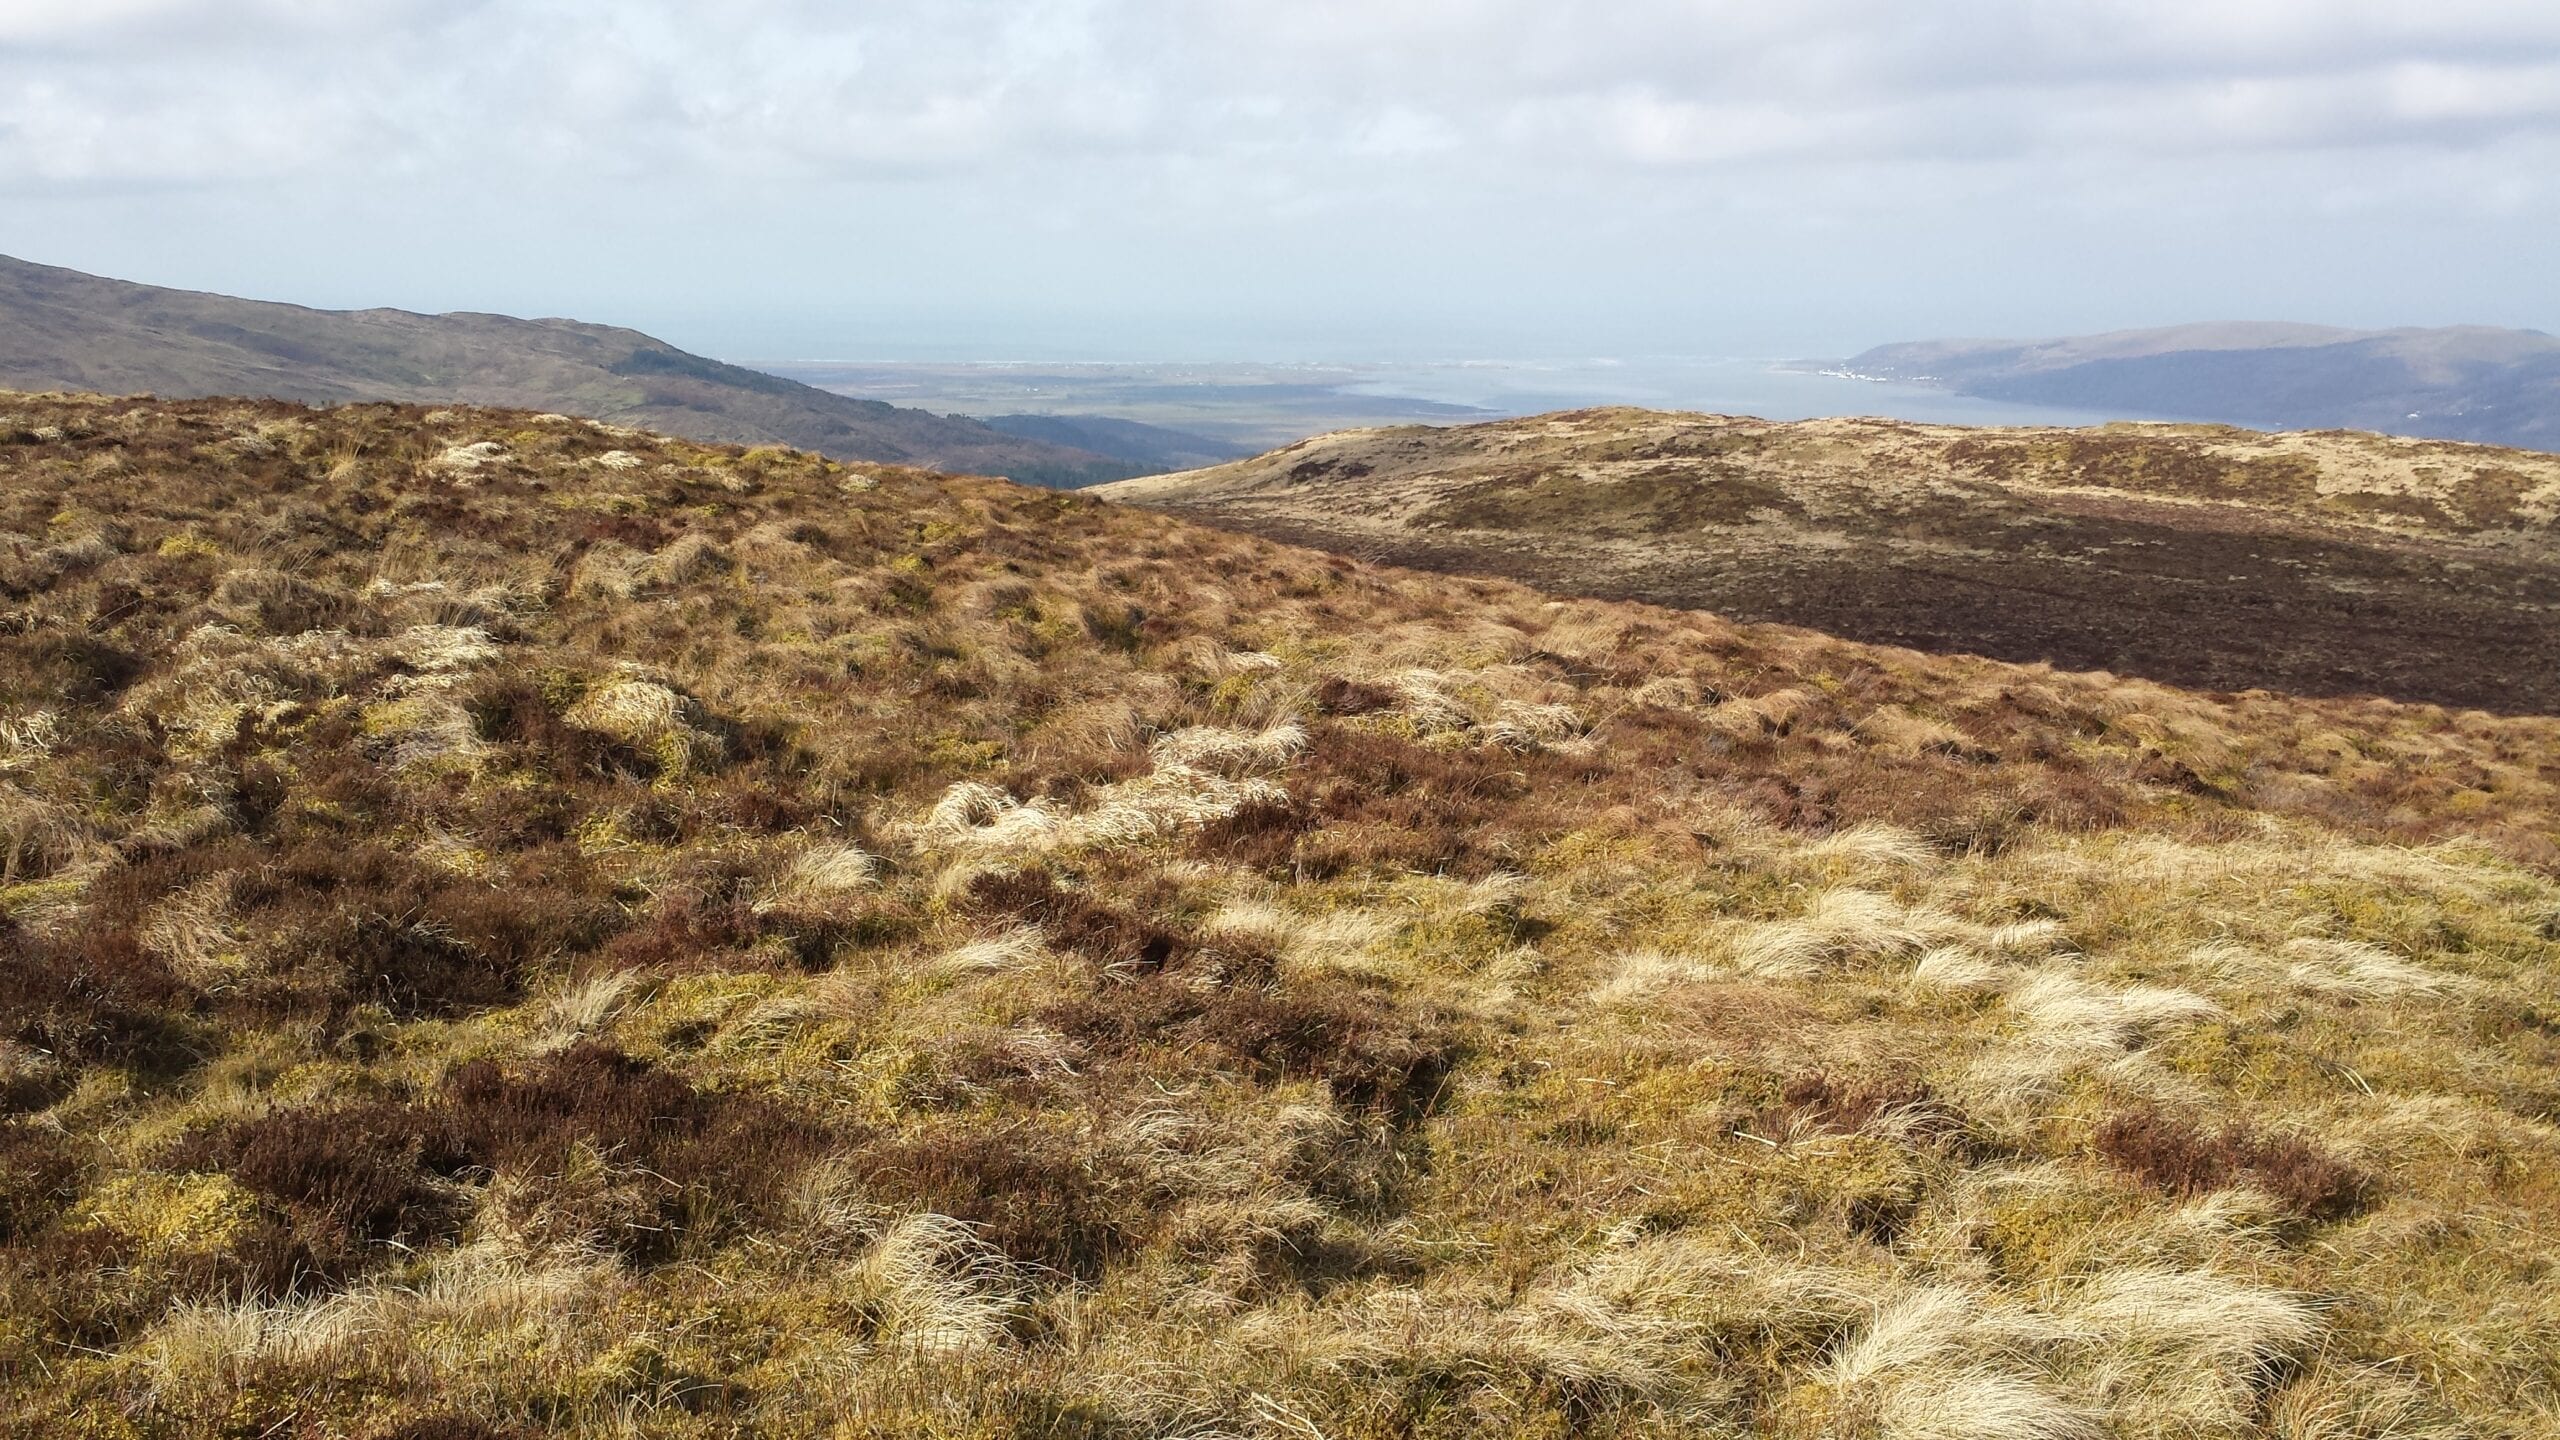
0,255,1130,486
2,392,2558,1438
1102,408,2560,713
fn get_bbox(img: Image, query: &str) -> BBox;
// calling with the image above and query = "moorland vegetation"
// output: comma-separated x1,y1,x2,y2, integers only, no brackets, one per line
1102,409,2560,712
1,393,2557,1438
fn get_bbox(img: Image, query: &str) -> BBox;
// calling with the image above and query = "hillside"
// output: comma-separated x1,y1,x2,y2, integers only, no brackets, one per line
1841,323,2560,451
979,412,1255,471
1102,407,2560,713
5,392,2560,1438
0,255,1129,486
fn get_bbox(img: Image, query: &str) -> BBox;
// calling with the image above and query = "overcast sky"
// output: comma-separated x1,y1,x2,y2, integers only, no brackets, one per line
3,0,2555,360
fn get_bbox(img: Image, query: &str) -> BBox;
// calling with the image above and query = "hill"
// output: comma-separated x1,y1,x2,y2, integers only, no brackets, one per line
4,391,2559,1437
1841,323,2560,451
1102,407,2560,713
979,411,1255,471
0,254,1131,486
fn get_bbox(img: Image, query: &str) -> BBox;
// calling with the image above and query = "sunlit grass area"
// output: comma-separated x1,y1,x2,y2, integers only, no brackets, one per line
2,393,2555,1437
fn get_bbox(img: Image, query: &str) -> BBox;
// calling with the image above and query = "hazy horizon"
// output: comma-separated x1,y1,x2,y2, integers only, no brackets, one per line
8,245,2553,374
765,354,2151,433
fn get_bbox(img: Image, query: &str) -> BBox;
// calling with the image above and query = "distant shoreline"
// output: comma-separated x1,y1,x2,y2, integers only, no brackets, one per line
755,355,2147,444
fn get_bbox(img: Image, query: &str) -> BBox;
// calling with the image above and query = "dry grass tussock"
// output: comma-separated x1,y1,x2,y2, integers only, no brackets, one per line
0,392,2555,1437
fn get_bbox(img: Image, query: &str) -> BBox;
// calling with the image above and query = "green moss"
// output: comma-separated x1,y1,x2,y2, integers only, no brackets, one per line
0,876,86,918
73,1173,262,1254
924,733,1006,772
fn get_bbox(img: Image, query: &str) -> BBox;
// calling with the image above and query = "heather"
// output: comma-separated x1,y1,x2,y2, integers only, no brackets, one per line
1,392,2555,1438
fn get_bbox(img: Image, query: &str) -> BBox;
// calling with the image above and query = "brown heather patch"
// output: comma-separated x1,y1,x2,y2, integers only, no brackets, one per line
166,1044,829,1280
163,1102,465,1282
1,917,195,1087
1755,1070,1968,1145
827,1123,1134,1278
372,1417,530,1440
963,867,1190,971
0,1124,80,1244
1039,969,1456,1117
966,869,1458,1114
2093,1106,2374,1221
0,393,2556,1436
1314,673,1400,716
431,1044,830,1258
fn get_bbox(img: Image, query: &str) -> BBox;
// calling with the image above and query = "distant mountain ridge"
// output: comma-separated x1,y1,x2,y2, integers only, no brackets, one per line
0,254,1131,485
1843,322,2560,450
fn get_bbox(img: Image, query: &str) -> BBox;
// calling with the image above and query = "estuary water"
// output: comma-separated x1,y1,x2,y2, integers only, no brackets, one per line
1335,355,2146,428
759,353,2164,453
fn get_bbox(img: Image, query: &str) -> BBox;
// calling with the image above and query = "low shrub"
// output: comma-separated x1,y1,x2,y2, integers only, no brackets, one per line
166,1046,830,1277
0,1123,80,1242
964,868,1187,971
437,1043,828,1258
1042,970,1451,1117
1,920,193,1092
834,1125,1131,1276
2094,1107,2372,1220
1759,1070,1966,1143
1280,727,1566,877
1314,675,1399,715
595,875,766,973
162,1101,465,1281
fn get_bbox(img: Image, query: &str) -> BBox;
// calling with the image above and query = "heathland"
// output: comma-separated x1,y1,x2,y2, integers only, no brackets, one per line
1102,408,2560,713
3,392,2558,1438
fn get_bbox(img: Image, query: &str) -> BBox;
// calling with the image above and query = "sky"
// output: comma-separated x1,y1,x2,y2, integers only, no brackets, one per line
2,0,2556,361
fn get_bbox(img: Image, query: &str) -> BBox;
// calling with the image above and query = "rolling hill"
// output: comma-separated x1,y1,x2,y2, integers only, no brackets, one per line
1102,407,2560,713
1,390,2557,1437
1841,323,2560,451
0,254,1133,486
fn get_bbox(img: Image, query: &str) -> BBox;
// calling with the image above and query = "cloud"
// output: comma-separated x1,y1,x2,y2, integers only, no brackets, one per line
0,0,469,51
6,0,2558,190
0,0,2552,350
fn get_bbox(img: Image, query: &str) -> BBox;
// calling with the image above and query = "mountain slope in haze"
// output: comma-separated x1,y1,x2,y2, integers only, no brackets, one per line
4,391,2558,1437
1843,322,2560,450
1102,407,2560,712
0,253,1132,485
979,411,1255,471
